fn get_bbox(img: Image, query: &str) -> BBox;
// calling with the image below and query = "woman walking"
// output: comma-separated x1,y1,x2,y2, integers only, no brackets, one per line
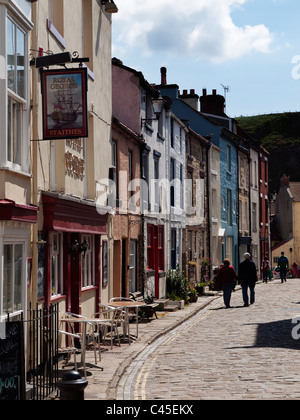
216,259,238,308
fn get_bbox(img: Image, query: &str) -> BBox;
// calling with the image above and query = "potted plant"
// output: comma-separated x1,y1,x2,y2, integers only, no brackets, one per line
187,283,198,302
166,266,189,304
196,282,209,295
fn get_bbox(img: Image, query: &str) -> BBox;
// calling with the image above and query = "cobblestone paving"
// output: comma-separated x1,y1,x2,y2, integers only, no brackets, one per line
120,279,300,400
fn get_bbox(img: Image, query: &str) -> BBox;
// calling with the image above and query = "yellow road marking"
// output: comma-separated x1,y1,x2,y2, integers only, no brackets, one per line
134,299,223,399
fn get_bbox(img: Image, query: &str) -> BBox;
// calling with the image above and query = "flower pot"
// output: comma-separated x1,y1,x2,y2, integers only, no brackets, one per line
196,286,204,295
189,293,198,303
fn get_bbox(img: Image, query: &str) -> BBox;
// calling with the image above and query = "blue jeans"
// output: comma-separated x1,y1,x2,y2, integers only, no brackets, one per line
222,283,234,307
241,281,255,305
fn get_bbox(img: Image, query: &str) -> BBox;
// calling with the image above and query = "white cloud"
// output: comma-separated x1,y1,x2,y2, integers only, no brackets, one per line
113,0,274,63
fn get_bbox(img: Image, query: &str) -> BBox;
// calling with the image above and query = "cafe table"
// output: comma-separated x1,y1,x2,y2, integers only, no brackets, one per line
60,318,105,377
108,301,147,341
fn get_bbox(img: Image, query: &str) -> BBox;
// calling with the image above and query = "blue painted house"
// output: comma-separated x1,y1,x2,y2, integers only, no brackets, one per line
158,76,239,270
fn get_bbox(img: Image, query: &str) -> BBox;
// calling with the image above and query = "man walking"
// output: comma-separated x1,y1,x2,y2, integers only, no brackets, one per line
239,252,258,307
278,251,289,283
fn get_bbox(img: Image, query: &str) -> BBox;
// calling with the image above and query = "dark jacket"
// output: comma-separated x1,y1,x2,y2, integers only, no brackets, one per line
238,259,258,285
278,255,289,271
216,265,238,286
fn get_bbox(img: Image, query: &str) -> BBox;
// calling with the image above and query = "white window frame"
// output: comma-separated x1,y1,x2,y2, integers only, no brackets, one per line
50,232,63,297
1,11,31,173
1,241,26,320
81,235,95,289
129,239,137,294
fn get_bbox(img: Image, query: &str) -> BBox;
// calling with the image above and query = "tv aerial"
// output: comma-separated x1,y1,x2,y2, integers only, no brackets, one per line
221,84,230,111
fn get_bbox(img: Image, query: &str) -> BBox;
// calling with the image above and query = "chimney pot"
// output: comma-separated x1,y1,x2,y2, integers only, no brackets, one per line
190,89,195,95
183,89,188,95
212,89,217,95
161,67,167,85
202,89,207,96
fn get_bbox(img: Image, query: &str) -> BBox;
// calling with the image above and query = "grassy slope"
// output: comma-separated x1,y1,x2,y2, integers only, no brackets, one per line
236,112,300,192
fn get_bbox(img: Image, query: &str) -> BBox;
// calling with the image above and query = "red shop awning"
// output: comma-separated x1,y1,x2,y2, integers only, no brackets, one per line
42,193,107,235
0,199,38,224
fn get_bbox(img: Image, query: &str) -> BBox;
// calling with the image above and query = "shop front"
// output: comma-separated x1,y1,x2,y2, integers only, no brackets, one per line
40,193,108,317
0,200,38,321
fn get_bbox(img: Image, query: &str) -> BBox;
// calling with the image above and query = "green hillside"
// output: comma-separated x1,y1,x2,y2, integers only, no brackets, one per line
236,112,300,193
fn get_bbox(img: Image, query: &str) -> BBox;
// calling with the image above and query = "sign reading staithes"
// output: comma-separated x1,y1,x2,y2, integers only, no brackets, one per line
41,68,88,140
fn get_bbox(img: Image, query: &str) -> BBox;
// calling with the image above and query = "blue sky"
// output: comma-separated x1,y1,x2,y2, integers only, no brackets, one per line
112,0,300,117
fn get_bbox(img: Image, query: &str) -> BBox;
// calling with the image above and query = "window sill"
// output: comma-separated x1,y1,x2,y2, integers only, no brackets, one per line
0,166,32,179
147,269,155,277
47,19,66,49
51,295,66,303
144,122,154,133
81,286,97,293
157,133,165,142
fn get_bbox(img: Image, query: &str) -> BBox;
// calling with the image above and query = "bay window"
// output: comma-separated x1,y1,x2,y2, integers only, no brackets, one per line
3,243,24,315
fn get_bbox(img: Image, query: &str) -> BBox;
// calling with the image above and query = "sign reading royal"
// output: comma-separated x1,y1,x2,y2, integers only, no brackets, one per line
41,68,88,140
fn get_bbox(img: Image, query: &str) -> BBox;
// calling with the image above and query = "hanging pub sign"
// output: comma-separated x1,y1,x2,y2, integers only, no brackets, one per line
41,68,88,140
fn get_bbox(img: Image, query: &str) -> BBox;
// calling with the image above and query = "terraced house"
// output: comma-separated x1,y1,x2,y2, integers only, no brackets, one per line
29,0,115,317
159,83,239,270
0,0,38,322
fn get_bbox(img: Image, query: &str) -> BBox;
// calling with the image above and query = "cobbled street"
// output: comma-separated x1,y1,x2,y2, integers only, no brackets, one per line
118,279,300,400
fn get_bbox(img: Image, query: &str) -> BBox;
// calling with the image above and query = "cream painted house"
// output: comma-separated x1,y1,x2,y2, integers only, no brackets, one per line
0,0,38,321
30,0,115,317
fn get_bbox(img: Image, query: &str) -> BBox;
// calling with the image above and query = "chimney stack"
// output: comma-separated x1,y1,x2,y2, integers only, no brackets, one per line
161,67,167,85
179,89,199,111
200,89,225,116
280,174,290,187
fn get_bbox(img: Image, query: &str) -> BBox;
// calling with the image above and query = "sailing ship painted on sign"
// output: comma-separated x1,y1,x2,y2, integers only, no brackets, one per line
51,89,81,124
42,68,88,140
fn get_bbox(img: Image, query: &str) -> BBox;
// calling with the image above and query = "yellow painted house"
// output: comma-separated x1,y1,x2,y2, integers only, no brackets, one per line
272,174,300,270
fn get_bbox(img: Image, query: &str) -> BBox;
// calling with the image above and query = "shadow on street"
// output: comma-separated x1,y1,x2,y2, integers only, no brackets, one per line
227,318,300,351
